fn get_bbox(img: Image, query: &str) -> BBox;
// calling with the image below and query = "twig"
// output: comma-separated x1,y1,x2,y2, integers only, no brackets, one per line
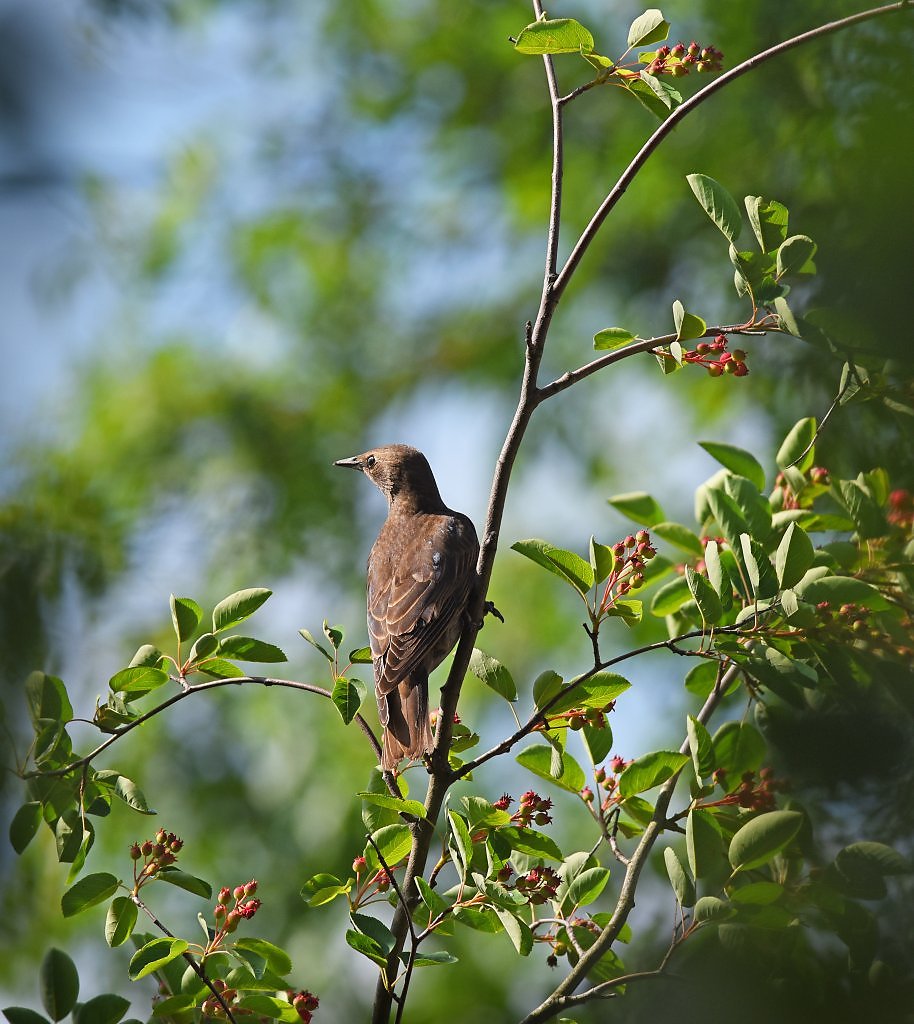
551,2,913,306
23,675,387,790
518,663,739,1024
131,892,238,1024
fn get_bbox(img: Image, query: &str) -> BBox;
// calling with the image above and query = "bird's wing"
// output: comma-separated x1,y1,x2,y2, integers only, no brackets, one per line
368,515,478,695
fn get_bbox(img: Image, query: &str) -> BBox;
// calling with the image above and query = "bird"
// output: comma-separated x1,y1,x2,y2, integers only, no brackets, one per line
334,444,479,772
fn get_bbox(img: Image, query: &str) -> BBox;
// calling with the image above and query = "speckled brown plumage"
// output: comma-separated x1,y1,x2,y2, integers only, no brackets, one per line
335,444,479,770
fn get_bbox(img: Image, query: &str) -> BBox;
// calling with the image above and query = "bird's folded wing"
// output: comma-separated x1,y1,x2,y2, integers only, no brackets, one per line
369,517,477,694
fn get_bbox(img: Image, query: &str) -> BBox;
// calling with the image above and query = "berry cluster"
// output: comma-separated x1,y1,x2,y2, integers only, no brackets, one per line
565,702,614,732
213,880,261,936
814,601,913,660
493,790,553,828
290,990,320,1023
708,767,786,812
643,40,724,77
200,979,237,1019
774,465,829,510
594,531,657,624
129,829,183,891
683,335,748,377
545,916,600,966
888,489,914,530
582,757,631,810
502,864,561,906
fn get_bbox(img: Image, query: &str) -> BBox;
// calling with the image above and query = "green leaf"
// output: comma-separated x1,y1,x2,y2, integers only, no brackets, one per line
26,672,73,726
40,949,79,1022
837,841,910,877
776,417,816,472
128,644,164,668
358,792,426,819
462,796,511,830
234,938,293,977
687,808,724,880
108,666,170,701
494,907,533,956
618,751,688,797
775,522,815,589
9,801,42,854
2,1009,52,1024
698,442,765,491
61,873,119,917
703,542,732,607
514,18,594,55
187,632,219,664
410,951,458,968
299,629,333,662
300,873,350,908
627,9,669,48
323,620,343,650
685,567,723,625
516,744,586,794
547,673,631,715
129,938,189,980
582,722,614,765
218,636,287,663
500,826,563,862
836,479,886,539
730,881,784,905
170,595,202,643
729,811,804,872
776,234,816,277
664,847,696,907
105,896,138,947
672,300,707,343
510,539,594,596
687,716,716,780
195,658,245,679
349,646,372,664
795,575,889,611
532,670,564,710
364,824,412,874
344,930,387,968
608,491,665,527
331,677,366,724
593,327,636,350
685,660,720,699
649,575,691,616
589,536,616,585
212,588,272,633
157,868,212,899
739,534,760,592
687,173,742,243
234,996,297,1022
713,722,765,784
651,522,704,557
415,876,449,917
566,866,610,908
469,649,517,702
95,772,156,815
693,895,735,924
744,196,788,253
76,994,129,1024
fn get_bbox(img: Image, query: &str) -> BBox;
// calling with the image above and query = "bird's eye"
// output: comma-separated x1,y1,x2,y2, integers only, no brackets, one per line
366,454,376,469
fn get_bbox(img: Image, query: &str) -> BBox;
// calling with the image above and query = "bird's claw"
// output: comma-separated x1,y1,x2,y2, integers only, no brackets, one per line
476,600,504,629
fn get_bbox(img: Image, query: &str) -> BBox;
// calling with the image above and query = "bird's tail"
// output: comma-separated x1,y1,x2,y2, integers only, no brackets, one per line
380,674,433,772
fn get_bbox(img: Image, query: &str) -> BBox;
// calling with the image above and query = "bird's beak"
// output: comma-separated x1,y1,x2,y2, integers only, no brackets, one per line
333,455,363,471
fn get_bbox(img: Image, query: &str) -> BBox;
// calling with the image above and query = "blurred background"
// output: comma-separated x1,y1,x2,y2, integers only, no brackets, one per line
1,0,912,1020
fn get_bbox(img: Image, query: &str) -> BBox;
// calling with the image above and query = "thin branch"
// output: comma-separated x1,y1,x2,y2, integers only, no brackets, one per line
455,623,757,780
519,664,739,1024
551,2,912,305
785,374,851,469
131,892,238,1024
24,675,391,794
532,0,563,294
537,322,772,401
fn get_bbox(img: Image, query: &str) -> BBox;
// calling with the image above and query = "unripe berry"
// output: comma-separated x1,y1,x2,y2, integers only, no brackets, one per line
141,841,153,857
733,363,749,377
129,843,142,860
594,766,606,783
624,534,636,548
218,886,231,904
581,786,594,803
569,714,585,731
553,941,568,956
731,348,747,362
352,856,367,874
671,42,686,58
708,364,723,377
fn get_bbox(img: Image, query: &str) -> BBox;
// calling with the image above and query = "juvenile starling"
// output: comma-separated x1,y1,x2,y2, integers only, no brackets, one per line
335,444,479,771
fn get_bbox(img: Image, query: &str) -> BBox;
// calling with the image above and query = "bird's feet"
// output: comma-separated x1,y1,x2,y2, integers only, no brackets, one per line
476,600,504,629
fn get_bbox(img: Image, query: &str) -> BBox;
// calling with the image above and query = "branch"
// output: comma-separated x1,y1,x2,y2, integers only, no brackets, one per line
537,322,772,401
131,892,238,1024
455,623,755,780
551,2,912,305
24,675,386,790
518,663,740,1024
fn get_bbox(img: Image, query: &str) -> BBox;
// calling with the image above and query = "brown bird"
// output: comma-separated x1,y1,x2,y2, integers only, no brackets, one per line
335,444,479,771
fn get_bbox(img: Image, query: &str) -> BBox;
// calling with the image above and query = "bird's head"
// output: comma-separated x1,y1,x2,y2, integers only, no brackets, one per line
334,444,444,509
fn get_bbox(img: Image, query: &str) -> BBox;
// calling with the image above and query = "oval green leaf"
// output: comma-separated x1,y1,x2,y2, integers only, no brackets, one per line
61,873,119,918
687,173,742,243
40,949,79,1022
469,648,517,702
105,896,138,947
618,750,688,797
728,810,804,871
129,938,189,981
212,588,272,633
